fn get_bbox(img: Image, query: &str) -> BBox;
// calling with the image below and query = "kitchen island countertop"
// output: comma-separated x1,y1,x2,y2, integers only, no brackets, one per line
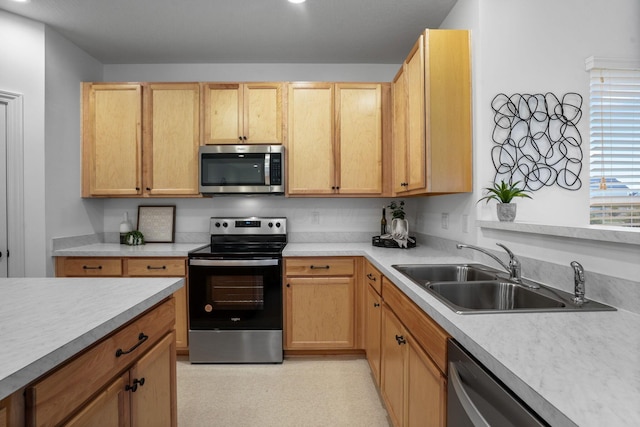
284,242,640,427
0,277,184,401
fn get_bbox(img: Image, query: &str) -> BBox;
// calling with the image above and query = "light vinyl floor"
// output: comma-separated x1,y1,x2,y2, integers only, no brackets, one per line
177,356,391,427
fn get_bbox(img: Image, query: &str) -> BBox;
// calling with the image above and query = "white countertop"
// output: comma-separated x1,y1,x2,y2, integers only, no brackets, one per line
53,242,207,257
0,277,184,401
283,243,640,427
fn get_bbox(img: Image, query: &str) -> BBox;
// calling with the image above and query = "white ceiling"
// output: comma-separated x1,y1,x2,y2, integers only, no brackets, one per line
0,0,457,64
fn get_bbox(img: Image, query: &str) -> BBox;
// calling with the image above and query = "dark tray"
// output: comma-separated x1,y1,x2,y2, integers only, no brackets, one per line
372,235,416,249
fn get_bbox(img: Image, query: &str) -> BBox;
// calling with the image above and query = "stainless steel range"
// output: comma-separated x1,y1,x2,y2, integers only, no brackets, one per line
188,217,286,363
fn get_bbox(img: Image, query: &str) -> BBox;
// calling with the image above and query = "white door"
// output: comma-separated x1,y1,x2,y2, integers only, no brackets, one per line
0,102,7,277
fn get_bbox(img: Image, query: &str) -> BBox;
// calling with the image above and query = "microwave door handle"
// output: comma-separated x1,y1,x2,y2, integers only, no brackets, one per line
449,362,491,427
264,153,271,185
189,259,279,267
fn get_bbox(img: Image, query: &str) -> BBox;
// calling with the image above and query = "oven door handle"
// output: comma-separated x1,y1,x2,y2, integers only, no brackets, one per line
189,259,280,267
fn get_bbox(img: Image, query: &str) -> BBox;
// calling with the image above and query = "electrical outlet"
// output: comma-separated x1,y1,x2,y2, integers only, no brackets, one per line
441,213,449,230
462,214,469,233
311,211,320,224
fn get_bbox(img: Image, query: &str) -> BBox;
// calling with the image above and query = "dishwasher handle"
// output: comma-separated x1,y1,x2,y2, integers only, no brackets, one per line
449,362,491,427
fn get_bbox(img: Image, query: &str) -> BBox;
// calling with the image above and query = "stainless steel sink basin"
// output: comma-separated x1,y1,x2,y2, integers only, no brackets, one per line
428,281,566,313
392,263,617,314
392,263,501,285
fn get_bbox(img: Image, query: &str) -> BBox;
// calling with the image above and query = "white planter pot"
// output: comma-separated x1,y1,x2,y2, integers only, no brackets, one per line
497,203,517,222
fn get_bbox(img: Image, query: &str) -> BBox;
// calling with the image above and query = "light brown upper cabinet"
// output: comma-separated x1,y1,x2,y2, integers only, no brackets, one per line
202,82,285,145
143,83,200,196
287,82,387,196
393,29,472,195
82,82,201,197
82,83,142,197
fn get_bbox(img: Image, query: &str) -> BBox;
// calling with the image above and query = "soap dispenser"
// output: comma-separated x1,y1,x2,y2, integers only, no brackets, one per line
119,212,133,244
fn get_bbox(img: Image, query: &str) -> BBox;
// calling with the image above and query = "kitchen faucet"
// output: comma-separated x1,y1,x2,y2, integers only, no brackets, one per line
456,243,538,289
570,261,586,305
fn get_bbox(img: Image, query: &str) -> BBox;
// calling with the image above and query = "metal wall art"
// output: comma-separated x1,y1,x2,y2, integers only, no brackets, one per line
490,92,583,191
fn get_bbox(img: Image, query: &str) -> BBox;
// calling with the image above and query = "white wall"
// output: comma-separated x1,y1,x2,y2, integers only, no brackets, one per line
44,27,104,276
0,10,46,276
103,63,399,83
414,0,640,283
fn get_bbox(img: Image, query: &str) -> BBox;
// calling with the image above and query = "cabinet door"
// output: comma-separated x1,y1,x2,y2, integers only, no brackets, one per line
244,83,284,144
405,36,427,192
425,30,472,193
130,332,176,427
380,304,407,427
143,83,200,195
284,276,355,349
202,83,243,144
407,338,447,427
287,83,335,194
83,83,142,196
392,66,409,194
365,284,382,386
336,84,382,194
63,374,129,427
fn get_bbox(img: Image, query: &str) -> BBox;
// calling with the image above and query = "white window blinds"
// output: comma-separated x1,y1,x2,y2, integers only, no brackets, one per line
588,58,640,227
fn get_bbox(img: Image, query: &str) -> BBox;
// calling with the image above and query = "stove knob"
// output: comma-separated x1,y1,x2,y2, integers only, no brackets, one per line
276,222,281,228
268,222,273,228
222,222,228,228
215,222,221,228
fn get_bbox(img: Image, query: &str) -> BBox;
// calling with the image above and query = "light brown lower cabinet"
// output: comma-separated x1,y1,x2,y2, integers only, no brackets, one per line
25,298,177,427
377,276,449,427
364,259,383,386
55,256,189,354
284,257,358,351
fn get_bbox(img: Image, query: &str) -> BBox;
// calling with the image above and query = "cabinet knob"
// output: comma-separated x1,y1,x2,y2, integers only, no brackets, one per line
135,187,141,191
374,302,380,307
367,273,376,281
146,187,151,191
286,283,290,287
395,335,407,345
125,377,146,393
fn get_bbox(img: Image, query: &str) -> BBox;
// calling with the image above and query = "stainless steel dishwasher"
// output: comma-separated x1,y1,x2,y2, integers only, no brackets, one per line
447,339,549,427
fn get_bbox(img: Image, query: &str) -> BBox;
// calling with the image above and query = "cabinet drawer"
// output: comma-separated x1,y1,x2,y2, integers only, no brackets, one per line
285,257,355,276
57,257,122,276
364,260,382,295
25,298,175,427
126,258,186,276
382,278,449,373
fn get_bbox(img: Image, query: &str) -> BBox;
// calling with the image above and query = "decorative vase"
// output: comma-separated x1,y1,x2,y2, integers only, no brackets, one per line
496,203,517,222
391,218,409,238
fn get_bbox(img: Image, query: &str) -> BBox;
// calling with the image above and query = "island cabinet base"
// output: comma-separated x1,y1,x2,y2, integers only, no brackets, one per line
23,298,177,427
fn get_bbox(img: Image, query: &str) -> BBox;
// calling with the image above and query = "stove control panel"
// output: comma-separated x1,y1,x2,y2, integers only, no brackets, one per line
209,217,287,235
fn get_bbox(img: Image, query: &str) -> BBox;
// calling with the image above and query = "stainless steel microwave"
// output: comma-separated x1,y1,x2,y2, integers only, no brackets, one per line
199,145,285,195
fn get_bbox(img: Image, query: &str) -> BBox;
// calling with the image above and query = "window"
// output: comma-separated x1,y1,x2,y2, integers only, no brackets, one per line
587,57,640,227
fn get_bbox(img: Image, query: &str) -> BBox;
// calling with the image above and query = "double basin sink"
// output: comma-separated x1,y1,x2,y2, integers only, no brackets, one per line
392,263,616,314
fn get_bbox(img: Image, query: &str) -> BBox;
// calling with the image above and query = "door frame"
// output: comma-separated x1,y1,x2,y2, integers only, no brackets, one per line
0,90,25,277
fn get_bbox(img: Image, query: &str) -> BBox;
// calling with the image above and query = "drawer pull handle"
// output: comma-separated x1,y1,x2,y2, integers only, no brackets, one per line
147,265,167,270
82,265,102,270
374,302,380,307
395,335,407,345
367,273,376,281
125,377,145,392
115,332,148,357
310,265,330,270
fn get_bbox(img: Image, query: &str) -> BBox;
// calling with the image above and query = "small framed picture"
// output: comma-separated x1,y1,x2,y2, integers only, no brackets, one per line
137,205,176,243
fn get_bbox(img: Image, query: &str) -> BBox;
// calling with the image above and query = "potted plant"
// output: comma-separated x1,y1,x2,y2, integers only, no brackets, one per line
478,180,532,222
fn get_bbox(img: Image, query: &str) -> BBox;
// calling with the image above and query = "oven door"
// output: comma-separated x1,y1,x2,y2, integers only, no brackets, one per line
188,258,282,330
